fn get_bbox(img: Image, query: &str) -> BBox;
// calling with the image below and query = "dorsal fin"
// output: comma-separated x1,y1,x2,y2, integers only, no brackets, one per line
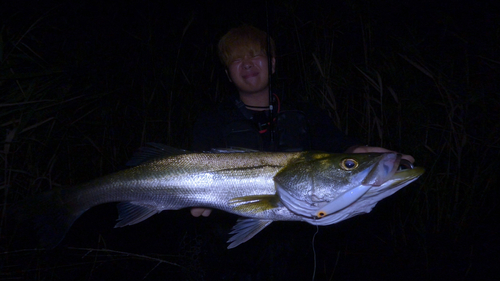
126,143,190,166
209,147,258,153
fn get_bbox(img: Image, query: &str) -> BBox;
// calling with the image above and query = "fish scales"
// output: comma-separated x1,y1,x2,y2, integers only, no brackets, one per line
68,152,294,206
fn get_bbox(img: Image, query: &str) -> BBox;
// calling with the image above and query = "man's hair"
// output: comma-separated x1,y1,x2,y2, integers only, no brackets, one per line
218,25,275,67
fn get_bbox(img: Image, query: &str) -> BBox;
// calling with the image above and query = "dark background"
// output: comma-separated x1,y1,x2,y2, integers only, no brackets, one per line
1,0,499,280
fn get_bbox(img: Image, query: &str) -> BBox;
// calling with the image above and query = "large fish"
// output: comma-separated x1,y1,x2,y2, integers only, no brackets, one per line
13,144,424,249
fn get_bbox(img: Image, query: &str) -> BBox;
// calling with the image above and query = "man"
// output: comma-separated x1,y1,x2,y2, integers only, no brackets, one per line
191,25,414,217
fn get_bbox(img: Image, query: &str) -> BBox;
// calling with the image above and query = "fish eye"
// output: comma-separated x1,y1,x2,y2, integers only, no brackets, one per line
340,158,358,170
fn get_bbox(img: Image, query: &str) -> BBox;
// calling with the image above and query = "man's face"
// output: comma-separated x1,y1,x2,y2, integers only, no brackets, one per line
226,51,275,95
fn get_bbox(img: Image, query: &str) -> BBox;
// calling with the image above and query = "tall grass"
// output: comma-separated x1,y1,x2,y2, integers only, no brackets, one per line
273,3,499,278
1,1,498,280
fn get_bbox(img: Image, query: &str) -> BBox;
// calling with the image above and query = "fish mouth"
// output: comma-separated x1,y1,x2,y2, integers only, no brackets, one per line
397,159,414,170
361,153,401,186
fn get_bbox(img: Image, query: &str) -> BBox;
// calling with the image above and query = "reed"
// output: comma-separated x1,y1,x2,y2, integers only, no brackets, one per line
272,3,499,278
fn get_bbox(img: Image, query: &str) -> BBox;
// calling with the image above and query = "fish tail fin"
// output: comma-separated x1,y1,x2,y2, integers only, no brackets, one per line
10,189,86,248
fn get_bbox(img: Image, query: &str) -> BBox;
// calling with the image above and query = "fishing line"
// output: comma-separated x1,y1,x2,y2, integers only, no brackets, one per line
311,225,319,281
265,0,275,148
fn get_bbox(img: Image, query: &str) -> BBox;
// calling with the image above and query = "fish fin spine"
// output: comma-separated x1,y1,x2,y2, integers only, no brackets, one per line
227,218,273,249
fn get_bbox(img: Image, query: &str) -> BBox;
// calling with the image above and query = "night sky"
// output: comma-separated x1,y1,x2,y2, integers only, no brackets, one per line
1,0,499,280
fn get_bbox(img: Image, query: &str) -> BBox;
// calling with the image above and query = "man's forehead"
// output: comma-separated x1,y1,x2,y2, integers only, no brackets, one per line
229,44,265,59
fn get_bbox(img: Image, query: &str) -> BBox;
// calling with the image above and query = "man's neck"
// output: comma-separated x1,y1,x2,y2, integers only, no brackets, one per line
239,90,270,111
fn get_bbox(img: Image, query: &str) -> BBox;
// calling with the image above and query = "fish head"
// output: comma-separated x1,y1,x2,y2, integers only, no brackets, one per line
274,152,424,224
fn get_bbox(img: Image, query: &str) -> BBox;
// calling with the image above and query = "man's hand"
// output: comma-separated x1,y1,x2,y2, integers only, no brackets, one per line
191,208,212,217
347,145,415,163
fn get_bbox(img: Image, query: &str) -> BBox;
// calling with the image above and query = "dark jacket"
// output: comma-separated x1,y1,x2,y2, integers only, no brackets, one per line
191,95,361,153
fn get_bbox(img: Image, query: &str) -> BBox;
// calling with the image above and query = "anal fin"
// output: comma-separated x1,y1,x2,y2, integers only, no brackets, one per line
227,218,273,249
115,202,160,227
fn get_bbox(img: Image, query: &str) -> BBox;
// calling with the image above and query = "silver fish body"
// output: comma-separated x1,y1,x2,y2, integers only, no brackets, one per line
14,146,424,248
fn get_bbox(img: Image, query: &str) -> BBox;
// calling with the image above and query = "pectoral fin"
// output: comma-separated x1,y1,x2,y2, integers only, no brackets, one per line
115,202,160,227
228,195,280,214
227,218,273,249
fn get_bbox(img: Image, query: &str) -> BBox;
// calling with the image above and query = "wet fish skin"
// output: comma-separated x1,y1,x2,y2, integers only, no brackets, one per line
12,146,424,249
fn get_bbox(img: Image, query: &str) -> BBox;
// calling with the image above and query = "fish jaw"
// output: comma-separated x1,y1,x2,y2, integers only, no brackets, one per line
275,152,424,223
302,167,425,226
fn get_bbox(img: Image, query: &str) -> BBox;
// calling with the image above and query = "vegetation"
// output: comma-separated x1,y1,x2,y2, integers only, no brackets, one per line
1,1,498,280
